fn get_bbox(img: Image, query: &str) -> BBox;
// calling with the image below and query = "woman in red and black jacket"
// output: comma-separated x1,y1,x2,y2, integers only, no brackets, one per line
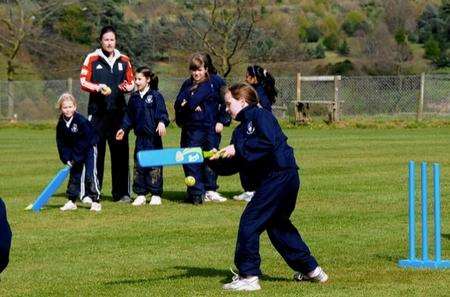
80,26,134,202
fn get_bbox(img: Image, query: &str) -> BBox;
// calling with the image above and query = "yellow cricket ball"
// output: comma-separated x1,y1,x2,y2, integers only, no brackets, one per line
101,85,111,96
185,176,196,187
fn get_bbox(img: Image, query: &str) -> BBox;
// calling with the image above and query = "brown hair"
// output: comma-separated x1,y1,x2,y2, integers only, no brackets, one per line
57,93,77,110
227,83,259,105
189,52,209,72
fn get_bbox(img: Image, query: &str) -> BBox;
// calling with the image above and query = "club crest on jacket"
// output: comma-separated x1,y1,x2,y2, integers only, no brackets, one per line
145,95,153,104
71,123,78,133
247,121,255,135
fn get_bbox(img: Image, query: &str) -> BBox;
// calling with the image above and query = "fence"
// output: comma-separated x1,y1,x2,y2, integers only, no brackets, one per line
0,74,449,122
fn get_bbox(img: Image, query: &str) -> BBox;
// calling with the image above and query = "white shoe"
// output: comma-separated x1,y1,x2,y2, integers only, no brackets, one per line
60,200,77,211
294,266,328,283
223,270,261,291
132,195,147,206
90,202,102,212
149,195,162,205
81,196,93,205
233,191,254,202
204,191,227,202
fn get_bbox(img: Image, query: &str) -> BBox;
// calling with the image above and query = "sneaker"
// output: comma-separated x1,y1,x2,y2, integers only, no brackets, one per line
116,196,131,203
294,266,328,283
233,191,254,202
60,200,77,211
149,195,162,205
90,202,102,212
81,196,93,205
223,270,261,291
132,195,146,206
204,191,227,202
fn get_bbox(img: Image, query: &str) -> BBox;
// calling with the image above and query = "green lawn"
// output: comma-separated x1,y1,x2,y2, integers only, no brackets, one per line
1,125,450,296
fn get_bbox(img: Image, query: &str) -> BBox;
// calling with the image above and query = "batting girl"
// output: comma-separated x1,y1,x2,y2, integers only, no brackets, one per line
233,65,279,203
174,53,228,205
208,83,327,291
56,93,101,212
116,66,169,206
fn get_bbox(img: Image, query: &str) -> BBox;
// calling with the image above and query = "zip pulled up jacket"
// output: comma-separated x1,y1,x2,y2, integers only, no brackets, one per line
121,89,170,137
56,112,98,164
174,77,229,129
80,49,134,115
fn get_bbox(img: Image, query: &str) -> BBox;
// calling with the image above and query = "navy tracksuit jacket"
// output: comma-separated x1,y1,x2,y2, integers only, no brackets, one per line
0,198,12,274
254,84,272,112
174,76,229,198
56,112,100,202
239,84,272,193
80,49,134,200
121,88,170,196
207,105,319,277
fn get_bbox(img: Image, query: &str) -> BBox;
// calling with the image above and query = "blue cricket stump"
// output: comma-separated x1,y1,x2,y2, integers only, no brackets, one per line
398,161,450,269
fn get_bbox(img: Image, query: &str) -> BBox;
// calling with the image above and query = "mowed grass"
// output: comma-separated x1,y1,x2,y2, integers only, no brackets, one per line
1,125,450,296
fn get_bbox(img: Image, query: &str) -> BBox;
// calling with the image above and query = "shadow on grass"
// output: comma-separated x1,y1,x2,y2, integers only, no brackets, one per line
442,234,450,241
104,266,289,285
374,253,402,264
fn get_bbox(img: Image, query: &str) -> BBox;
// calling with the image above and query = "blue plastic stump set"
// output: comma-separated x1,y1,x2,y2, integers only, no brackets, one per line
398,161,450,269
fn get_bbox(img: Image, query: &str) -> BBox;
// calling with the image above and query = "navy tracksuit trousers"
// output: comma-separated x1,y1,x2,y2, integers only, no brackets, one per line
67,147,100,202
235,169,318,277
133,135,163,196
180,127,219,197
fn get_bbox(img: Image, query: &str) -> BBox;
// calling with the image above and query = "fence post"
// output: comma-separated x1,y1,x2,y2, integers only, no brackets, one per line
294,73,301,122
67,77,73,94
417,73,425,121
7,80,14,121
332,75,341,122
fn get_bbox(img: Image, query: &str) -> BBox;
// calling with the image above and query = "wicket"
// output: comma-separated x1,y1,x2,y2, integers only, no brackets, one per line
398,161,450,269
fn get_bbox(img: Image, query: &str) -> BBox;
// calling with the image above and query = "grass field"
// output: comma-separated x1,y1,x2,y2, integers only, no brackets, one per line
1,125,450,296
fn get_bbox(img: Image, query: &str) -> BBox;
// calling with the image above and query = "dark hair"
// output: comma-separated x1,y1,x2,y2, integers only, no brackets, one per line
136,66,159,90
189,52,209,73
99,25,116,40
247,65,277,104
204,53,218,75
227,83,259,106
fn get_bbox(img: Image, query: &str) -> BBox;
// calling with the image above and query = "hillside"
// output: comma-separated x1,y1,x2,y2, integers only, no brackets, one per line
0,0,448,80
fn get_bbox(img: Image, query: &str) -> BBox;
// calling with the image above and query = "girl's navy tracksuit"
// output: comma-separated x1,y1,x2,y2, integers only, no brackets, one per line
208,105,320,277
121,89,170,196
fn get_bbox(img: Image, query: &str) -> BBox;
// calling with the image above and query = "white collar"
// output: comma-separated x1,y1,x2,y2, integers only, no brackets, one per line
139,86,150,98
64,115,74,128
95,48,121,69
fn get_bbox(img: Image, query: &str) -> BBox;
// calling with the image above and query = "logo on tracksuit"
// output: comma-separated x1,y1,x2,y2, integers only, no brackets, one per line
145,95,153,104
246,121,255,135
71,124,78,133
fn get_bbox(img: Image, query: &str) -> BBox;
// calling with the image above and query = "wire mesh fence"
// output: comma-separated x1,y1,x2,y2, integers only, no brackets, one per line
0,74,448,122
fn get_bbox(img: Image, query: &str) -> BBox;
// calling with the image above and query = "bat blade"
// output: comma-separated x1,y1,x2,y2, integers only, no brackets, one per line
31,166,70,212
137,147,207,167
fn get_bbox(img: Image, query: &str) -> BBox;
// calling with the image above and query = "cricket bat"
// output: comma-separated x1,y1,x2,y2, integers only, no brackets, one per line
26,166,70,212
137,147,215,167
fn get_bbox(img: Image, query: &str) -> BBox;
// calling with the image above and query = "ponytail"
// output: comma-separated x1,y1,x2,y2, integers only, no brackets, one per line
247,65,278,104
136,66,159,90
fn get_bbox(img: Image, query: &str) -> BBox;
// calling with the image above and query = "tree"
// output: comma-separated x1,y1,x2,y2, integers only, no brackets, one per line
178,0,259,77
0,0,73,119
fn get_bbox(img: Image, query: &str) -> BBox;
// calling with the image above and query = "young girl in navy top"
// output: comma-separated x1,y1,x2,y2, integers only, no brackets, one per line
208,83,328,291
233,65,279,203
56,93,101,212
116,66,169,206
174,53,228,205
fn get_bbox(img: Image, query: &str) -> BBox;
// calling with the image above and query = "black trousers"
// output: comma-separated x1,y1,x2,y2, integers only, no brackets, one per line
67,146,100,202
88,112,130,200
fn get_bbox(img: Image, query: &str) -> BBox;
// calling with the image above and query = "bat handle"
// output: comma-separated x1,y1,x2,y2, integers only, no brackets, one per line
203,150,215,159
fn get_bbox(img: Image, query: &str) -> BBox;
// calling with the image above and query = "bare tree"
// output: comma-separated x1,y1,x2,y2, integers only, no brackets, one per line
0,0,73,119
179,0,258,77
